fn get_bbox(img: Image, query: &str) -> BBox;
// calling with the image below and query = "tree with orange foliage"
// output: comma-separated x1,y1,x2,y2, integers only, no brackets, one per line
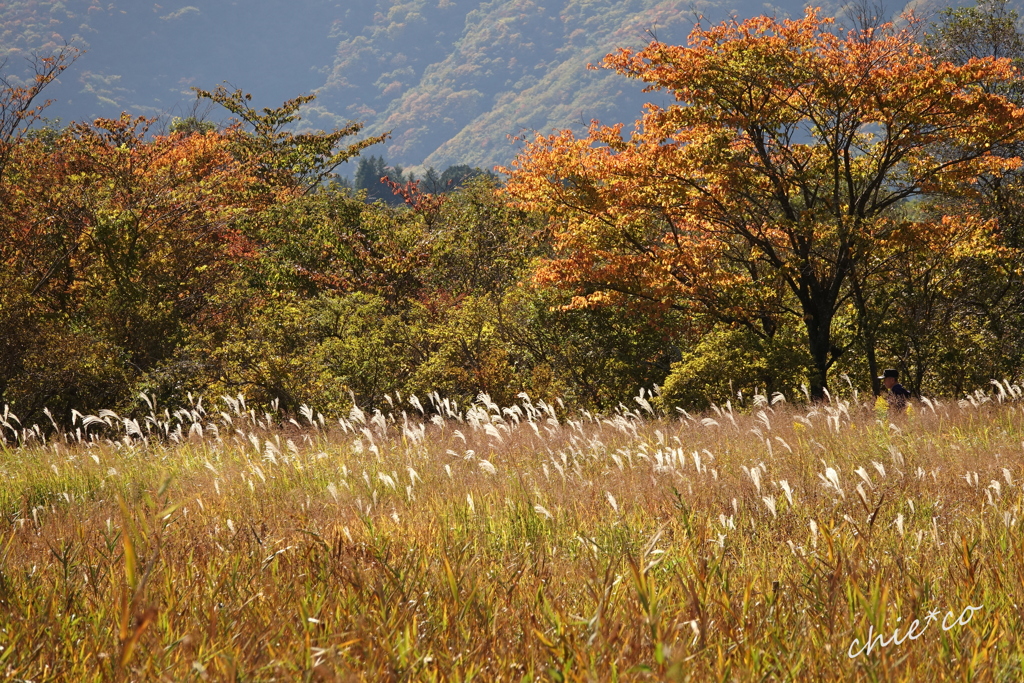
0,113,263,412
504,9,1024,397
0,45,79,191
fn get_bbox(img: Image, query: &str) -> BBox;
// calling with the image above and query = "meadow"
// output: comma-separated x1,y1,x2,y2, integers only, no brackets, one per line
1,385,1022,681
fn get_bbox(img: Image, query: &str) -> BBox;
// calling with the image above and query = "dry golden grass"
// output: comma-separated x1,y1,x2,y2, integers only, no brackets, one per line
1,388,1023,681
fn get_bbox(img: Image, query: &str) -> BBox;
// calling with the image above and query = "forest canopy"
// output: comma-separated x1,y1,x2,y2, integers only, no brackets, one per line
3,2,1024,422
503,6,1024,400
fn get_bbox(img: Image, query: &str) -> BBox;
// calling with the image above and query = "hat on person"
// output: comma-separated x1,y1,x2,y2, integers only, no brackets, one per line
878,368,899,380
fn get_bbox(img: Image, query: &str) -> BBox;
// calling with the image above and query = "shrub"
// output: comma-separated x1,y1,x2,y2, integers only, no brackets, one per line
658,325,810,411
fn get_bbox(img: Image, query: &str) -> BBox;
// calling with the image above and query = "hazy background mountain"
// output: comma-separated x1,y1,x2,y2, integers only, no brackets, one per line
3,0,918,175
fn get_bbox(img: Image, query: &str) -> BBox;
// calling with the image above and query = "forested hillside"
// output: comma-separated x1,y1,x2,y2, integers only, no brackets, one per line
4,1,1024,422
2,0,846,172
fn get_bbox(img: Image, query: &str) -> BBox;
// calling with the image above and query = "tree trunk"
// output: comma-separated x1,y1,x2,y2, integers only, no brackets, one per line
866,341,880,396
849,268,882,395
804,311,832,401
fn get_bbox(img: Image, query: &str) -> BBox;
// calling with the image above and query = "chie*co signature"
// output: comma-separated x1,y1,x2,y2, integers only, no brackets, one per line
848,604,984,658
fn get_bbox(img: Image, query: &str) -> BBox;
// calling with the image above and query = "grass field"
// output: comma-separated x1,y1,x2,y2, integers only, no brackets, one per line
1,387,1022,681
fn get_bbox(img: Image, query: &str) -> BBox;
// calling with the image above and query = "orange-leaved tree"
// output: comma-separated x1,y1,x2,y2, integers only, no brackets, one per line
0,45,79,192
1,114,262,406
503,9,1024,397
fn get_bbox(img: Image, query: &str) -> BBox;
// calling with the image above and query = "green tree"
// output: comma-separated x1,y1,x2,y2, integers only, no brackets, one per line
169,116,216,135
658,325,811,411
195,85,388,193
354,155,412,205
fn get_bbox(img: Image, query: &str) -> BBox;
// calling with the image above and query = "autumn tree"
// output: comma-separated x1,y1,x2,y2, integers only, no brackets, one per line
926,0,1024,243
0,114,261,415
0,45,79,192
861,0,1024,393
503,9,1024,397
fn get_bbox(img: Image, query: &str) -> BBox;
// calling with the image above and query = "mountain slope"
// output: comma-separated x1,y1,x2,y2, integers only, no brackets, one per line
3,0,850,173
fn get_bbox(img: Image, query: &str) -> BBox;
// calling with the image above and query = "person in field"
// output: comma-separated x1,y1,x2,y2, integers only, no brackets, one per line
880,368,912,412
